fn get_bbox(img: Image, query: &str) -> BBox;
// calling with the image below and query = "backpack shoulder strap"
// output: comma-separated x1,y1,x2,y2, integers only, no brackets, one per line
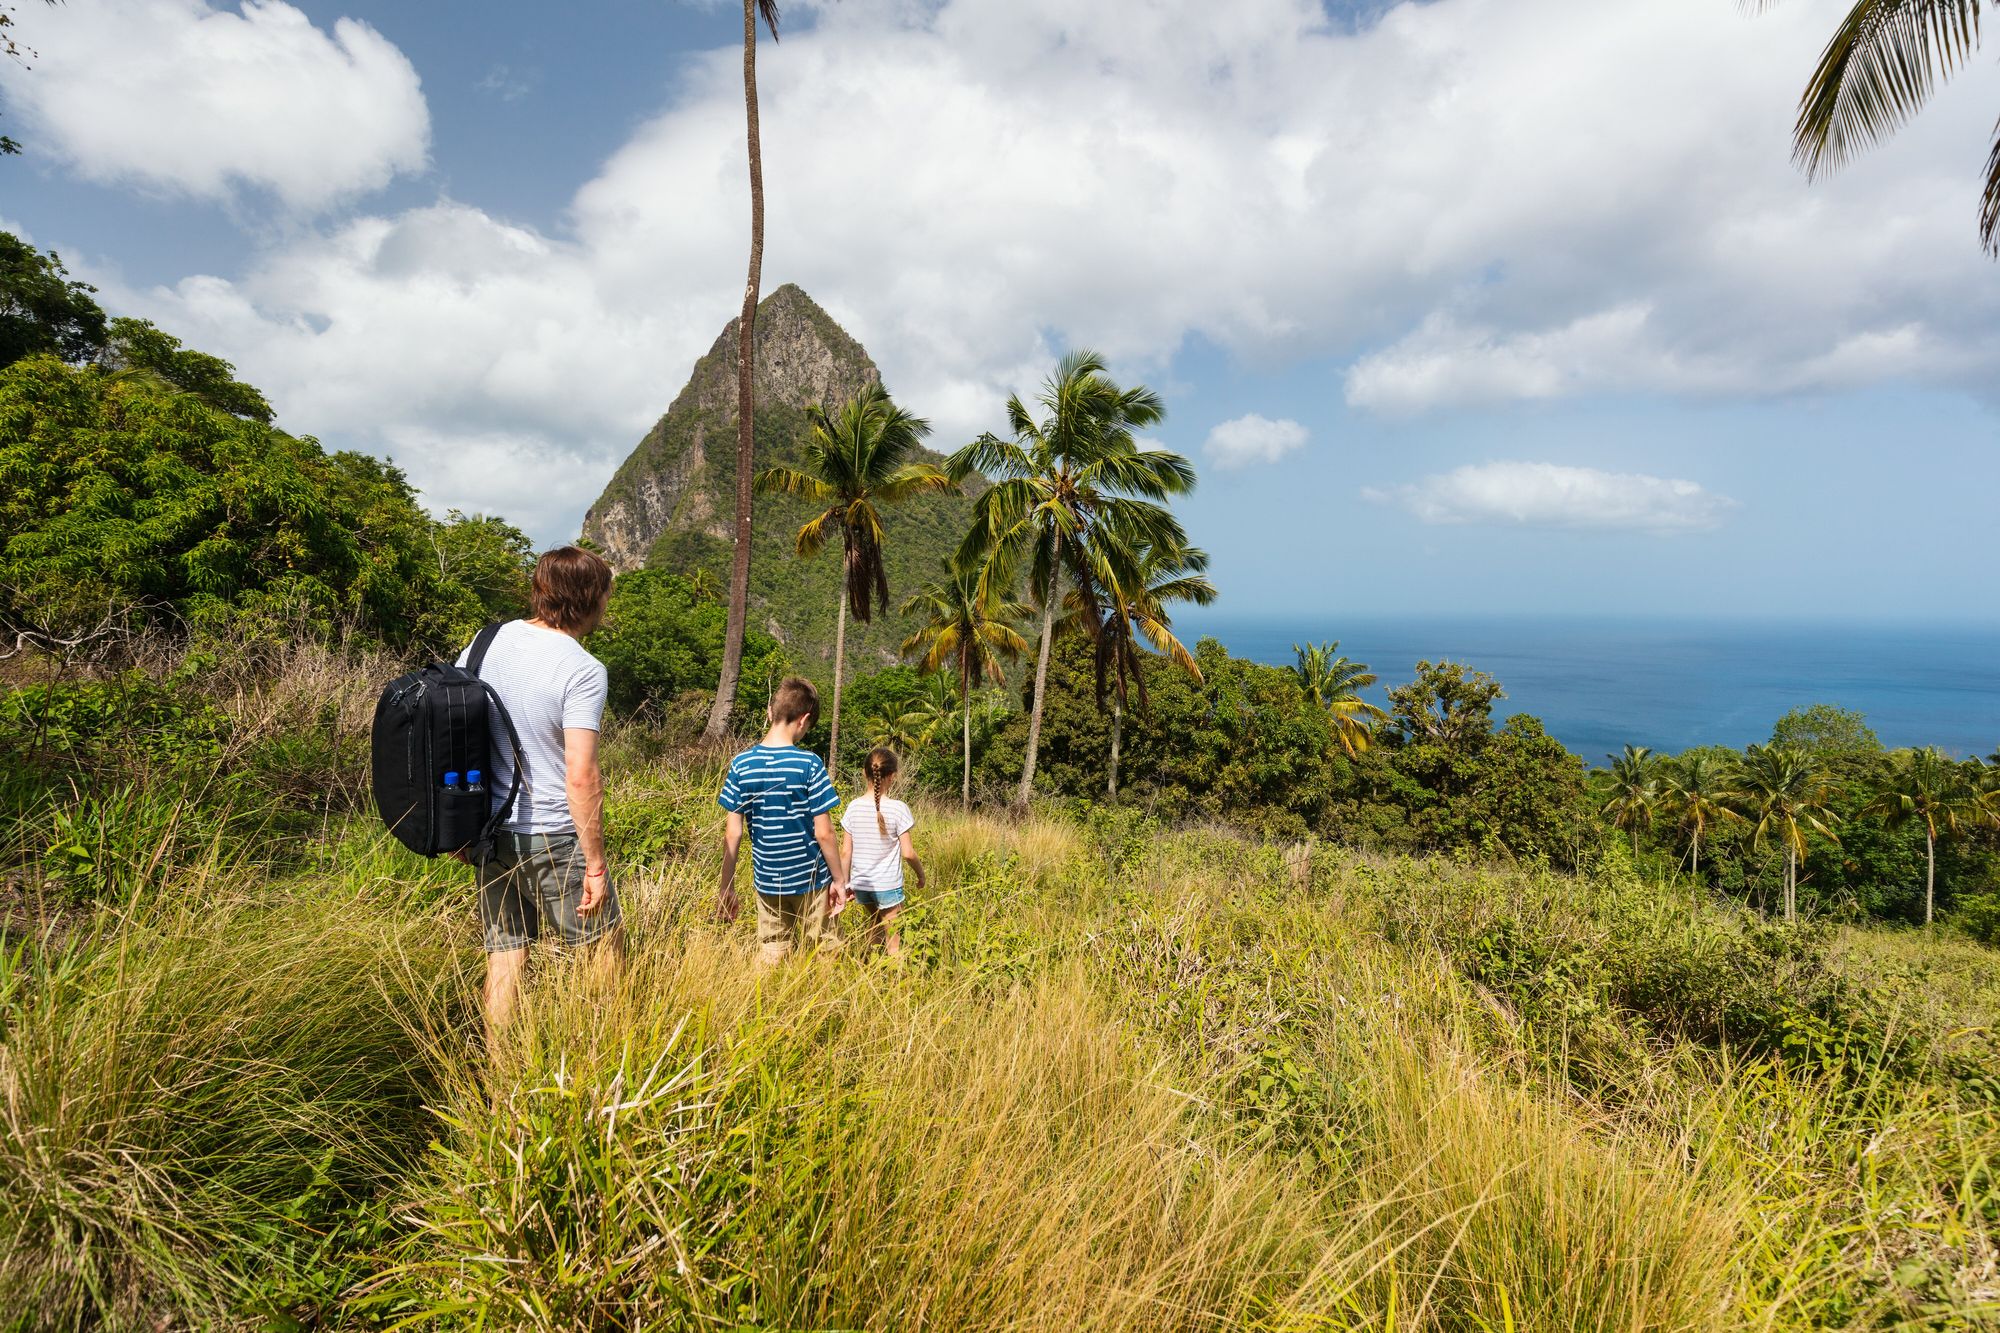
461,619,518,862
465,620,505,677
470,678,527,862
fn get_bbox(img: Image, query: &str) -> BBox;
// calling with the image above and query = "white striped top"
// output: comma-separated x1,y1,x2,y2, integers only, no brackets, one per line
840,796,914,893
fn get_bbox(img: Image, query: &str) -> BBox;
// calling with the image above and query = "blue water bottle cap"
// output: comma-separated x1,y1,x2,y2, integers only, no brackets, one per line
443,771,460,788
466,769,482,787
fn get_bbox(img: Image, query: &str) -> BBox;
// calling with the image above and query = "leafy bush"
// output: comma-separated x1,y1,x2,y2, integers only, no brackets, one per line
1357,855,1925,1087
1,671,228,771
1954,891,2000,946
589,569,783,720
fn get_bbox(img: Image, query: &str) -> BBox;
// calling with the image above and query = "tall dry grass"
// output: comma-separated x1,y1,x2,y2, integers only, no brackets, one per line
1,643,1996,1328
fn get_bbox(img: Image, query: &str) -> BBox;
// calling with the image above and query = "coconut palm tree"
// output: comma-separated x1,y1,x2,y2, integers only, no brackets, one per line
1732,744,1841,924
1291,642,1389,758
901,555,1033,808
1074,536,1216,800
1863,747,1985,927
1756,0,2000,255
1659,751,1744,880
705,0,784,741
755,384,950,779
1601,745,1663,858
947,350,1195,808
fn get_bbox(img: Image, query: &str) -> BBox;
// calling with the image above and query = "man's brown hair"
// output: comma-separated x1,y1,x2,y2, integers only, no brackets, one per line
769,676,820,726
530,547,613,632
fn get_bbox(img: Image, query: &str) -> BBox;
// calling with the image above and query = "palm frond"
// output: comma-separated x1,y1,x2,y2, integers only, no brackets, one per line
754,466,836,502
1788,0,1984,175
873,463,955,504
1984,116,2000,254
794,508,838,560
949,432,1033,484
1079,448,1199,501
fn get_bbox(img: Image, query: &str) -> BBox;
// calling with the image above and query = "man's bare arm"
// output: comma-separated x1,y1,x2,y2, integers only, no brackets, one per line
563,727,608,911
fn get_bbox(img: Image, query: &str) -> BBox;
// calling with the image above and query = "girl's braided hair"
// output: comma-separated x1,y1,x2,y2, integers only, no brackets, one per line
864,747,900,838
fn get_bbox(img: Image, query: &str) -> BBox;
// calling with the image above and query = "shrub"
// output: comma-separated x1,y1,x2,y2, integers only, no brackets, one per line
589,569,783,721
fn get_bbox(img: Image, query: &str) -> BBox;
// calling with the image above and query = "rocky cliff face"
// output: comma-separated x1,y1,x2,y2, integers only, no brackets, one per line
581,285,978,667
583,285,883,572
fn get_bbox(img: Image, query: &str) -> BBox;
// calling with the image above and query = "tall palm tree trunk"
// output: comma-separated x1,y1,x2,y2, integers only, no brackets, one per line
1785,846,1797,924
1691,826,1701,881
828,590,847,780
1108,702,1122,801
1925,828,1936,928
704,0,765,741
1017,592,1057,809
960,658,973,810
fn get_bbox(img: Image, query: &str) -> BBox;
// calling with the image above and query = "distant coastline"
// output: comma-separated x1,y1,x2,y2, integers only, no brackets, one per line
1182,613,2000,763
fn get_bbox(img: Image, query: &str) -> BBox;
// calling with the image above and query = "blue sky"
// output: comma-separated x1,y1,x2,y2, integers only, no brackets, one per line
4,0,1998,622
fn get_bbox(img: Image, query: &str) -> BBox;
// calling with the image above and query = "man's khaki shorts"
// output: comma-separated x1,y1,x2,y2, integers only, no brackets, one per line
755,889,841,966
478,830,621,953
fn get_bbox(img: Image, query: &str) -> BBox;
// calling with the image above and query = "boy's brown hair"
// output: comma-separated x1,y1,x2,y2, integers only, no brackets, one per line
769,676,820,726
530,547,613,632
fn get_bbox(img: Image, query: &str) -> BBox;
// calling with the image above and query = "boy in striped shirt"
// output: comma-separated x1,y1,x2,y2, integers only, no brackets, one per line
716,677,848,966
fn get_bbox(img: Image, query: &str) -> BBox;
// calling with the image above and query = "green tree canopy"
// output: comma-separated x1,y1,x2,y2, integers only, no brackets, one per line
1,233,107,368
0,353,512,653
102,318,273,423
1769,703,1881,763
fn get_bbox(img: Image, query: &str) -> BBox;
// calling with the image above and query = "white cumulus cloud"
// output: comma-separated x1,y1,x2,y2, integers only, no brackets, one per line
1205,414,1308,469
58,0,2000,540
0,0,428,213
1364,461,1738,532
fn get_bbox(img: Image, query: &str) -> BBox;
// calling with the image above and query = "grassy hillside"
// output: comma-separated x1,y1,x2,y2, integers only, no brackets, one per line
3,648,1999,1329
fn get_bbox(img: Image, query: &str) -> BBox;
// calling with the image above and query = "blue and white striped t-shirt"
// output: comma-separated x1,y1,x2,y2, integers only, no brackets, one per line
717,744,840,896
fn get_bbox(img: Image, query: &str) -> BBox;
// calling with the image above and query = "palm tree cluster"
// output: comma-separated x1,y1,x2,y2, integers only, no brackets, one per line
753,350,1214,809
1597,742,2000,926
943,350,1207,809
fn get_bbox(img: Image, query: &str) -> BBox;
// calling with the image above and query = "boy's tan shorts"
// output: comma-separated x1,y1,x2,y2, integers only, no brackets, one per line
755,889,841,966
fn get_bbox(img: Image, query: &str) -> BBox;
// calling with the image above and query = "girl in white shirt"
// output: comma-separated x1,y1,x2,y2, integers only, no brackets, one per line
839,748,925,957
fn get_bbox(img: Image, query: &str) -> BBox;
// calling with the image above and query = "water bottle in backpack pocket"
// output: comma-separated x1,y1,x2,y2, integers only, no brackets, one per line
434,770,492,854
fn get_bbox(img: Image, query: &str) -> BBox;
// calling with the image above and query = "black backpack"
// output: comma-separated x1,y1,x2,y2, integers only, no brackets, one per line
370,621,524,860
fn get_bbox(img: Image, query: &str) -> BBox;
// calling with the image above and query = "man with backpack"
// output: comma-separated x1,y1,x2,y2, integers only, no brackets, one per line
457,546,621,1033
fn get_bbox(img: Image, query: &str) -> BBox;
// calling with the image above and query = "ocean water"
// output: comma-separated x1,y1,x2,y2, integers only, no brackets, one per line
1181,615,2000,765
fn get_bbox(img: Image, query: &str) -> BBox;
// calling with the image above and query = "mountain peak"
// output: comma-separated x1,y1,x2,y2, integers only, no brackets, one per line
666,284,881,422
582,286,884,572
